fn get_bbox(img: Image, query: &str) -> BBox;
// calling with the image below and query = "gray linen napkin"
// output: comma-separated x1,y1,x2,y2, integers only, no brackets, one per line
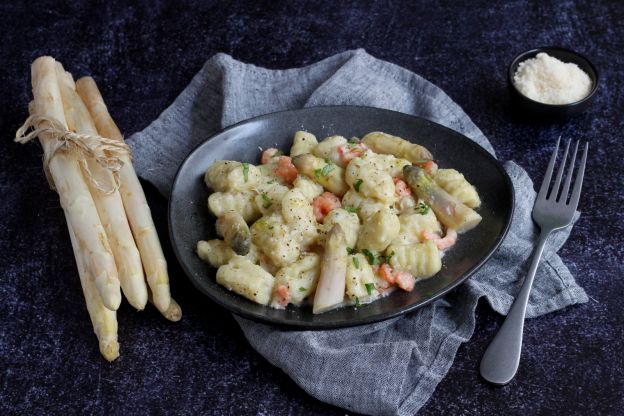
128,49,588,416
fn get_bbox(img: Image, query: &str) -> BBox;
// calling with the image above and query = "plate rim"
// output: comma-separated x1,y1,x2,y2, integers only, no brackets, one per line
168,105,515,329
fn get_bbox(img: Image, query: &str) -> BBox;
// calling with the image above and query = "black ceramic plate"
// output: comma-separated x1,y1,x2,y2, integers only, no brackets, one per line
169,106,514,329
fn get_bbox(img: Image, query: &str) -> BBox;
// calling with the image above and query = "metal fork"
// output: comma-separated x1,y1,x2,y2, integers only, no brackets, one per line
480,138,588,386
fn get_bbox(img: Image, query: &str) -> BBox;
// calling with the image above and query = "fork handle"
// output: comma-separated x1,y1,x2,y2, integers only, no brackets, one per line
480,229,551,385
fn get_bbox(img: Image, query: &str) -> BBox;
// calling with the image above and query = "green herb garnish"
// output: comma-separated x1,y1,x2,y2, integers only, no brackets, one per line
346,247,356,255
355,297,361,308
365,283,375,296
379,251,395,264
362,249,379,265
299,287,306,293
315,159,335,178
261,193,272,208
344,205,360,213
242,162,249,182
348,137,360,144
415,202,430,215
354,179,363,192
352,256,360,269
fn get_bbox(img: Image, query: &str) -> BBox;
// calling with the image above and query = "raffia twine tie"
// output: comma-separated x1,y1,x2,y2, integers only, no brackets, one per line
15,114,131,194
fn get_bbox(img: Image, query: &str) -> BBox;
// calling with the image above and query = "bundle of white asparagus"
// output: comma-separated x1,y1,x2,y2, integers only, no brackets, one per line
19,56,181,361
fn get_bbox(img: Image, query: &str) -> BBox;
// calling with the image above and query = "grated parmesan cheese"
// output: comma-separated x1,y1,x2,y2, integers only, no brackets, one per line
513,52,592,105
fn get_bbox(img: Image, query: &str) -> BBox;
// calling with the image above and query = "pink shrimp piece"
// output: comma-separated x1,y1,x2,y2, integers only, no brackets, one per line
337,142,369,165
312,192,342,223
379,263,396,285
274,155,298,184
393,177,412,197
271,284,291,309
435,228,457,250
421,230,439,241
417,160,438,175
395,271,416,292
422,229,457,250
261,148,279,164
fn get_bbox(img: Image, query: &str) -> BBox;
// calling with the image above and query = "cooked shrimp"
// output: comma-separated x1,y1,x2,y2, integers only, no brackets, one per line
378,263,415,291
337,142,369,165
422,228,457,250
379,263,396,284
393,177,412,197
270,284,291,309
395,270,415,291
261,148,280,164
418,160,438,176
274,156,298,184
312,192,342,223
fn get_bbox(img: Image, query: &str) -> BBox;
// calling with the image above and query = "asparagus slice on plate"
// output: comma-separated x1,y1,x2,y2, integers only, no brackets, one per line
403,165,482,233
313,224,348,314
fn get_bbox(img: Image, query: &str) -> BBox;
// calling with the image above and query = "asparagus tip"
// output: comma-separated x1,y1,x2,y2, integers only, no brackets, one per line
100,340,120,362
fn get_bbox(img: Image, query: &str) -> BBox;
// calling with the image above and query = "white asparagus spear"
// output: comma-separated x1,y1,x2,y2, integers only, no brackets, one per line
67,218,120,361
148,288,182,322
56,66,148,311
29,101,120,357
75,76,172,313
313,224,348,314
30,57,121,310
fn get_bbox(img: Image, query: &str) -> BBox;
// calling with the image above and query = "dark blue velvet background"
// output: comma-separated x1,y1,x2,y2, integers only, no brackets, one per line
1,1,622,414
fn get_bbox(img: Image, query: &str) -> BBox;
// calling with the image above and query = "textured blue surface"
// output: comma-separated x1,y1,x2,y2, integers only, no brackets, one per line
1,1,623,415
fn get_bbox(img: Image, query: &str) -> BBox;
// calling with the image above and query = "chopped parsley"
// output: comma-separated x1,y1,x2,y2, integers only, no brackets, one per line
346,247,356,255
362,249,394,265
354,179,363,192
315,158,335,177
242,162,249,182
365,283,375,296
261,192,272,208
381,251,395,264
299,287,307,293
415,202,430,215
352,256,360,269
362,249,379,265
344,205,360,213
355,297,361,308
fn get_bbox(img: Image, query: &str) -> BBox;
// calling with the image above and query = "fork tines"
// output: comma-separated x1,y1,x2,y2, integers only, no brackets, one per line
538,137,588,208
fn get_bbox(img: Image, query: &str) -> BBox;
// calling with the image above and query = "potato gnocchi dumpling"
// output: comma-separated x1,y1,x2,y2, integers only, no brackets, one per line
312,135,348,166
272,253,321,307
198,130,481,314
345,155,396,204
388,240,442,279
318,208,360,248
357,207,400,252
205,160,261,192
216,256,275,305
345,253,385,302
208,191,261,223
434,168,481,208
290,130,318,157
